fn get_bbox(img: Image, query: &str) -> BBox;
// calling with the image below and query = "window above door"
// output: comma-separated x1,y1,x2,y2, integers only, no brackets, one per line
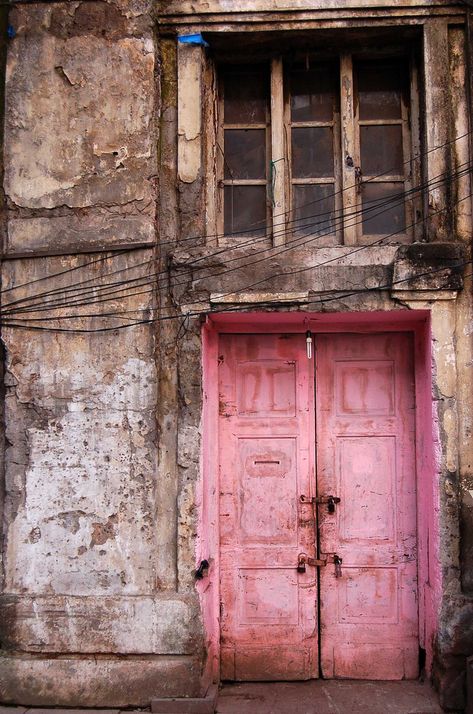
215,52,420,247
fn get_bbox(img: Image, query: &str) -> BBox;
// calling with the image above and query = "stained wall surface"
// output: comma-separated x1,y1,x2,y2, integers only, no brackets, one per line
0,0,472,710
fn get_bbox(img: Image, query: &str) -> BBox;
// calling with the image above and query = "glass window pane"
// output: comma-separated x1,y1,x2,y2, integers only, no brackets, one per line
362,182,406,235
224,185,267,237
293,184,335,237
360,125,404,176
290,66,337,122
292,127,334,178
224,129,266,180
224,68,268,124
357,63,404,120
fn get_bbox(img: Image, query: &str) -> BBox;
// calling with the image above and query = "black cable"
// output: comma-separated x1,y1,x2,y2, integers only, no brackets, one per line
1,260,471,333
2,129,472,299
5,170,469,319
5,151,471,316
4,188,471,326
5,161,470,316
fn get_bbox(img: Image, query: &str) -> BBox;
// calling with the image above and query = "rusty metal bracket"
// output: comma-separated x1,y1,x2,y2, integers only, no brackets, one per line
300,494,341,513
297,553,328,573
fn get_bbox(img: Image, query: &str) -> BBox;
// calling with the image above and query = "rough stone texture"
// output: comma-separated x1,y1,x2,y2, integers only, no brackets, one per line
0,595,198,654
0,655,201,706
216,681,442,714
5,7,155,211
0,1,205,705
2,257,160,597
6,212,155,256
1,0,473,710
392,243,467,291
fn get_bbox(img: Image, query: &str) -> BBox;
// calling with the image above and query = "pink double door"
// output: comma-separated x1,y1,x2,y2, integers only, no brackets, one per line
218,332,418,681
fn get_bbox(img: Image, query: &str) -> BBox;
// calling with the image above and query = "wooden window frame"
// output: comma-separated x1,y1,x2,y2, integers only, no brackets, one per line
215,52,420,248
216,66,272,248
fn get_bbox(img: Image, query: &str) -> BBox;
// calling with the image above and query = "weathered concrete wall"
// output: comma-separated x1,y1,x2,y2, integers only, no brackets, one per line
0,0,205,707
158,3,473,711
0,0,472,709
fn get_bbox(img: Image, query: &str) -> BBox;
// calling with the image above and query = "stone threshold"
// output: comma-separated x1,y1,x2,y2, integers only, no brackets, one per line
150,685,218,714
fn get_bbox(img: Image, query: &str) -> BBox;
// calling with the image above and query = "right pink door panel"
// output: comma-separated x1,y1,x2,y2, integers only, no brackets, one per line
316,333,418,679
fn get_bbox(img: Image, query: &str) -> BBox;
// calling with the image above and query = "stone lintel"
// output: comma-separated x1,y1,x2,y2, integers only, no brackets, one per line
392,242,467,292
210,291,309,304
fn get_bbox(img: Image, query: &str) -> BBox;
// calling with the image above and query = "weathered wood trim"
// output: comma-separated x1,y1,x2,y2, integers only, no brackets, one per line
204,56,219,246
340,54,358,245
271,57,286,246
177,43,203,185
448,25,472,243
423,19,450,241
159,0,464,17
158,7,465,33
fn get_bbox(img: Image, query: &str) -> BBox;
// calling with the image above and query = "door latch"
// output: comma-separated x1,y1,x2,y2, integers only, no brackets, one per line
297,552,343,577
300,494,341,513
297,553,328,573
334,554,343,578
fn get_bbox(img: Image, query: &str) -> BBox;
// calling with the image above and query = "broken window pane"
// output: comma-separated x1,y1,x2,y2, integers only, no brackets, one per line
224,68,268,124
224,185,267,237
292,127,334,178
224,129,266,180
362,182,406,235
293,184,335,237
358,63,404,120
360,125,404,176
290,66,337,122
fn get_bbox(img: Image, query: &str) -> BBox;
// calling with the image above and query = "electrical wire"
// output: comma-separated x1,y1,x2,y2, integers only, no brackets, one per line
2,128,472,300
2,187,471,329
4,160,470,317
1,259,471,333
4,168,470,320
4,158,470,313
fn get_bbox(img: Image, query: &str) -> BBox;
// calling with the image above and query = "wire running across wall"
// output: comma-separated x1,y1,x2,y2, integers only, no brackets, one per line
2,128,472,301
1,183,471,333
1,157,471,319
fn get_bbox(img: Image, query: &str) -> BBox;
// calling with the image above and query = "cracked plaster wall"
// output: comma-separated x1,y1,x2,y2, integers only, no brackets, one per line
0,0,204,707
160,5,473,711
0,0,472,709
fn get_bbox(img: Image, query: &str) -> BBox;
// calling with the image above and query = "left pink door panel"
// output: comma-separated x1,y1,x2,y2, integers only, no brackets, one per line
218,334,318,681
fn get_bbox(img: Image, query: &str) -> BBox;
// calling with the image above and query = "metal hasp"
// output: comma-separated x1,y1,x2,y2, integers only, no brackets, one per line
297,552,343,578
300,493,341,513
297,553,328,573
334,554,343,578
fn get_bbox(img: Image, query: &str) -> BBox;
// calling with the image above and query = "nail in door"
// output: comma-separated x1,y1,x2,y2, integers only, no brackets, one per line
217,332,418,681
218,334,318,680
316,333,418,679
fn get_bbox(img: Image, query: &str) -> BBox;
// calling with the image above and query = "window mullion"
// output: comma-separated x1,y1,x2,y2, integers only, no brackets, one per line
271,57,286,246
340,53,359,245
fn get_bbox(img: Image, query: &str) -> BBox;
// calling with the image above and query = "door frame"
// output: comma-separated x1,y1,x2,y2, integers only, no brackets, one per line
197,310,440,687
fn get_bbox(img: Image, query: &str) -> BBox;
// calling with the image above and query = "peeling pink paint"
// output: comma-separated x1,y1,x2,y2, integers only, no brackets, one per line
199,310,440,683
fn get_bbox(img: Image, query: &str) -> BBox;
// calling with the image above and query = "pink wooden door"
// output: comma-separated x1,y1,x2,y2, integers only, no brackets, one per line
316,333,418,679
218,334,318,681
